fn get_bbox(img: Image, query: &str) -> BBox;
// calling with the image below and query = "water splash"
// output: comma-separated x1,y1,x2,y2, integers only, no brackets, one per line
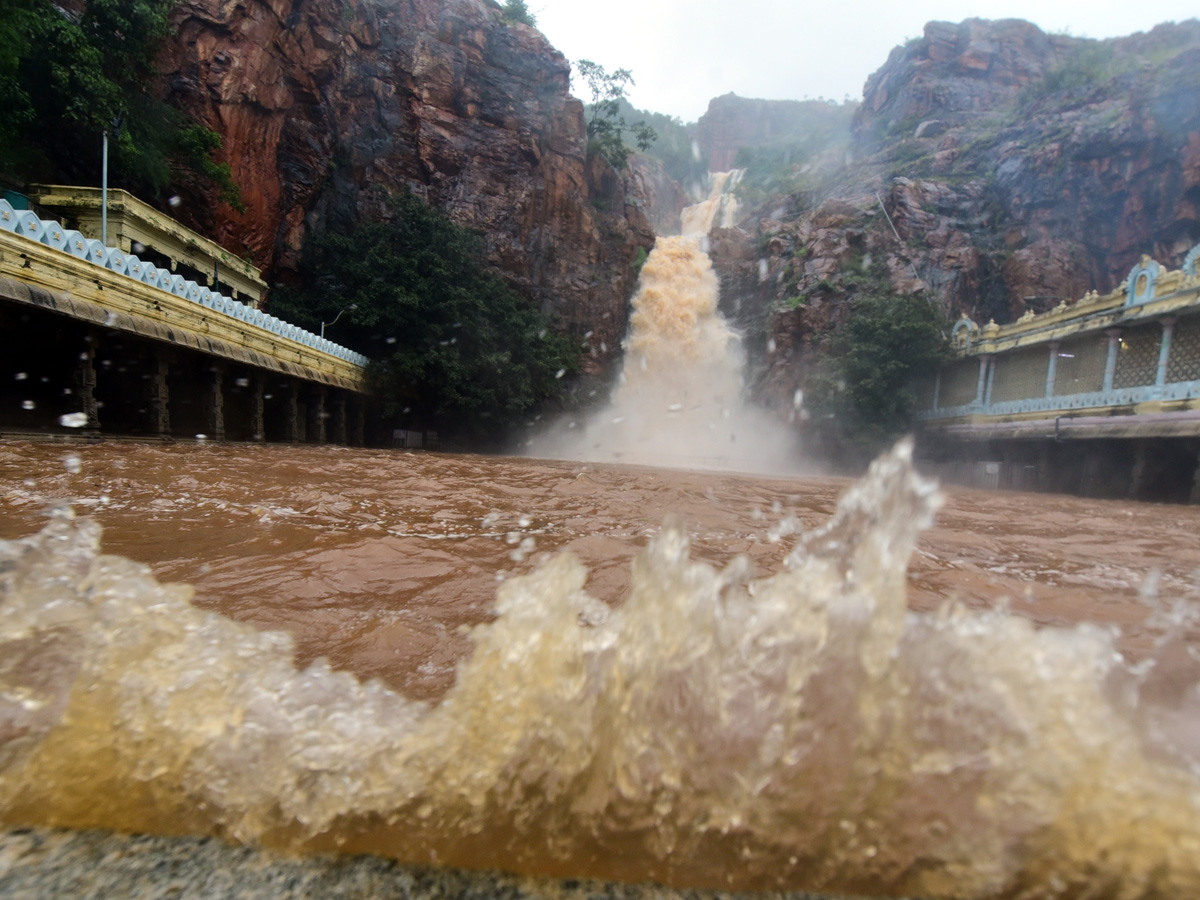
529,173,796,472
2,443,1199,898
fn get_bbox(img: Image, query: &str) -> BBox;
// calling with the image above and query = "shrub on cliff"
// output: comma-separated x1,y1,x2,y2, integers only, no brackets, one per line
499,0,536,26
270,193,579,442
805,292,950,458
576,60,656,170
0,0,242,208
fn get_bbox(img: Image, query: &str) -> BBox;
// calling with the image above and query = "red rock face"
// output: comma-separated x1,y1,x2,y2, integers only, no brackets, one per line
703,19,1200,419
159,0,652,367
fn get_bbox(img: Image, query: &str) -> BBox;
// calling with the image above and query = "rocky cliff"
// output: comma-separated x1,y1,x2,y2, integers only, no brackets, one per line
694,94,856,173
703,18,1200,410
158,0,653,371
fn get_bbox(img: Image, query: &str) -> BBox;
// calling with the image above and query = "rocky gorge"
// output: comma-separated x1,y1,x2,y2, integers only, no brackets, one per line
152,5,1200,428
158,0,653,372
694,18,1200,415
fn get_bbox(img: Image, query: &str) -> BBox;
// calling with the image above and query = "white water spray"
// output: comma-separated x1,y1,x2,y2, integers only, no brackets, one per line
529,172,796,472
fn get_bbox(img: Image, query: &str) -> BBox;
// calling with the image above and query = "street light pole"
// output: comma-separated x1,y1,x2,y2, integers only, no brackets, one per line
101,130,108,245
321,303,357,338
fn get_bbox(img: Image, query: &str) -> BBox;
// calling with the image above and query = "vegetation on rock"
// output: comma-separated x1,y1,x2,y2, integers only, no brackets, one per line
270,192,579,442
805,292,950,456
499,0,536,27
575,60,657,170
0,0,242,208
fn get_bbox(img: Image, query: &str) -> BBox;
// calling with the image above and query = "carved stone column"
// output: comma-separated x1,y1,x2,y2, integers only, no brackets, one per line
1103,329,1122,392
307,385,327,444
1045,341,1059,398
1190,449,1200,505
202,362,226,441
249,375,265,442
352,399,366,447
331,392,348,445
1156,317,1177,387
72,334,100,434
283,381,300,444
1129,440,1149,500
974,356,992,409
144,346,171,438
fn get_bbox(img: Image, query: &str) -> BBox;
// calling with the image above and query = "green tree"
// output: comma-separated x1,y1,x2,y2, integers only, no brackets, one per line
269,193,579,441
0,0,242,208
499,0,536,26
806,292,950,457
575,60,656,169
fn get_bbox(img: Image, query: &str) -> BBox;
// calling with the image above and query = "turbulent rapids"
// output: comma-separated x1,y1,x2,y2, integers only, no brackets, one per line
2,442,1200,899
530,172,796,472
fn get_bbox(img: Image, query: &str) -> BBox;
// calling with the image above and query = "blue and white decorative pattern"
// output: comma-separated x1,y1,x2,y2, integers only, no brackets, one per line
0,198,368,367
1184,243,1200,278
1125,257,1163,306
919,378,1200,421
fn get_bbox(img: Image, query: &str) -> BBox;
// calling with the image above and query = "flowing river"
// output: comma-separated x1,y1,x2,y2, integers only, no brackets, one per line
3,183,1200,898
2,439,1200,898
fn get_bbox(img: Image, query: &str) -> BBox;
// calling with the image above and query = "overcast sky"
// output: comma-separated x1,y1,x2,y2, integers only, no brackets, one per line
534,0,1199,122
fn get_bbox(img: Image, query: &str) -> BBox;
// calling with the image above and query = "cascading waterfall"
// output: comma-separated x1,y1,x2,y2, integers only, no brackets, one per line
528,170,796,472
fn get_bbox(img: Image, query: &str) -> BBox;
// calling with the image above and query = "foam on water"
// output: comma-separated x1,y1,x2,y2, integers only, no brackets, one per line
529,174,796,473
2,442,1199,898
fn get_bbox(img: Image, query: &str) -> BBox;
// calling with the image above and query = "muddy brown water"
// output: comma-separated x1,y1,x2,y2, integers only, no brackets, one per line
2,440,1197,700
4,439,1200,899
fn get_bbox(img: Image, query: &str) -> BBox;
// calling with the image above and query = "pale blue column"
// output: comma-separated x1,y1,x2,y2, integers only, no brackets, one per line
1103,329,1121,392
1156,317,1177,387
1045,341,1059,398
974,356,990,408
984,355,997,408
932,371,941,412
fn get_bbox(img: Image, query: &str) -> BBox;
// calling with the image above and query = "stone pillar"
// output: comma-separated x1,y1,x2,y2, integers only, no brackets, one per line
1191,448,1200,505
73,334,100,434
352,399,366,447
1079,445,1104,497
202,363,226,441
283,381,300,443
983,356,997,408
144,346,171,438
307,385,327,444
332,393,348,445
249,375,265,442
1045,341,1059,398
931,371,941,413
1156,317,1177,387
1130,440,1149,500
974,356,991,408
1037,440,1054,492
1103,329,1122,392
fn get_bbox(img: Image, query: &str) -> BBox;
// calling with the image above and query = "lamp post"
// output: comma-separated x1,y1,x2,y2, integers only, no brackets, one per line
100,115,122,247
321,303,357,338
101,130,108,245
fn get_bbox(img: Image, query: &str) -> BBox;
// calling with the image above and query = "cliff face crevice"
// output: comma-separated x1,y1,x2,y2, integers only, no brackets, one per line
159,0,652,370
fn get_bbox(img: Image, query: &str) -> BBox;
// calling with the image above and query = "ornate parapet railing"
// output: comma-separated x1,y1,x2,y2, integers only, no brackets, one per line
0,198,370,375
919,245,1200,436
28,184,268,306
